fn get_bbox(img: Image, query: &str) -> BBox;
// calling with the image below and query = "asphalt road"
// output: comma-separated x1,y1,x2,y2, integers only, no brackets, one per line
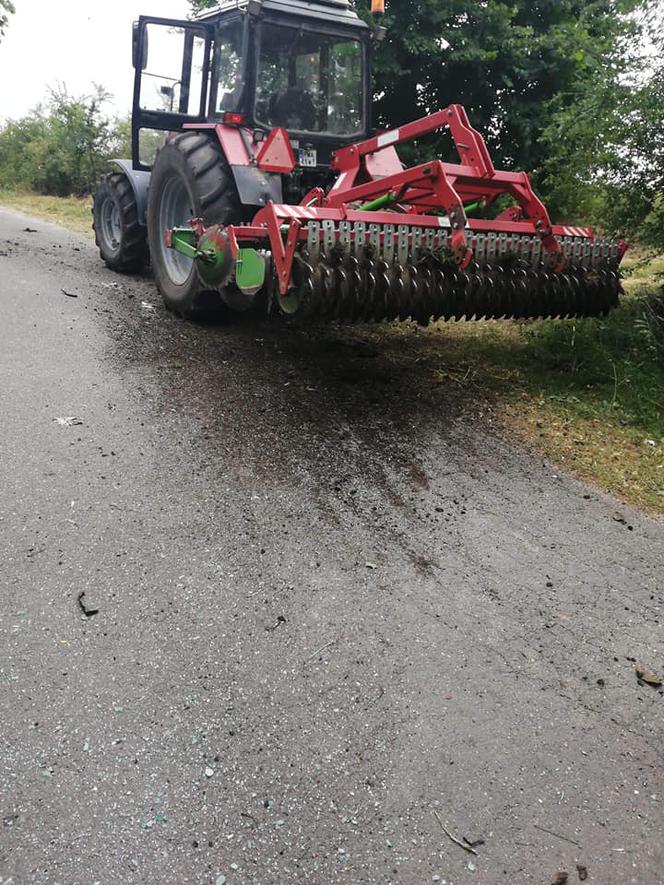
1,207,663,885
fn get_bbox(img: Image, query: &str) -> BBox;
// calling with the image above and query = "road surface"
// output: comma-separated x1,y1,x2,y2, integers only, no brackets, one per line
1,208,662,884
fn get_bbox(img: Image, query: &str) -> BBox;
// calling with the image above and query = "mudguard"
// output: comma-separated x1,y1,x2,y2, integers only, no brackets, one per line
110,159,151,226
231,166,283,208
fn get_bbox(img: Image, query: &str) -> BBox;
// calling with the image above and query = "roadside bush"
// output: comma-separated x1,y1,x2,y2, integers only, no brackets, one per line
640,194,664,251
0,87,131,196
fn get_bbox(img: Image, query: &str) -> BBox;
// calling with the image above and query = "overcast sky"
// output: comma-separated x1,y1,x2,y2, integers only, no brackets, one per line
0,0,192,122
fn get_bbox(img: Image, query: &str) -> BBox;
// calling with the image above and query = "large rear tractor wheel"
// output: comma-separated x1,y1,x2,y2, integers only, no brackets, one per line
93,172,148,273
147,132,254,319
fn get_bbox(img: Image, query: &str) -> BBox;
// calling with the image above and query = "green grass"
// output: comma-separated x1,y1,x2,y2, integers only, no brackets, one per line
0,188,93,236
0,188,661,511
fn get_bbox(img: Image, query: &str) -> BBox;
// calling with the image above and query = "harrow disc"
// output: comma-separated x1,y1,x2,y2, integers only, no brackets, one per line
274,222,622,324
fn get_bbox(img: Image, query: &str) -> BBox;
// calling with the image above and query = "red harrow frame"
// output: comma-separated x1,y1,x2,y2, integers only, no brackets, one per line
171,105,626,323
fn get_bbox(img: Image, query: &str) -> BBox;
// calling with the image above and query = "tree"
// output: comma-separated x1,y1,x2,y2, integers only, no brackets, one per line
539,5,664,236
189,0,215,13
0,87,132,196
368,2,645,174
0,0,15,40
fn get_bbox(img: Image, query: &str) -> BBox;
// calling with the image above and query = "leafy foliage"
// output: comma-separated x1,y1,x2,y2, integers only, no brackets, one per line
0,87,130,196
0,0,15,40
368,2,641,170
539,7,664,238
189,0,216,13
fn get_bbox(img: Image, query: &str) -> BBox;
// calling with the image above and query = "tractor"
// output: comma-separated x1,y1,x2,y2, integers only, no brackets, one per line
92,0,625,323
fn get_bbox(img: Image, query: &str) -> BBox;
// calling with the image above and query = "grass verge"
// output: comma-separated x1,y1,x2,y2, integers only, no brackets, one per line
0,189,662,512
0,189,93,236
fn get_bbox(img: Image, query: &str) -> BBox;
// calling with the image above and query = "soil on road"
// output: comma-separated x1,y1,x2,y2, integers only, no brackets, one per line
1,208,663,885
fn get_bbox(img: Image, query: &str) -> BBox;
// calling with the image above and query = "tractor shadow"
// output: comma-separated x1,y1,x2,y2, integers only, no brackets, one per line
101,280,491,485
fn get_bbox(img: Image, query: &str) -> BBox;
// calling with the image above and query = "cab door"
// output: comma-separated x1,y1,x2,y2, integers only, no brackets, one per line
131,16,214,170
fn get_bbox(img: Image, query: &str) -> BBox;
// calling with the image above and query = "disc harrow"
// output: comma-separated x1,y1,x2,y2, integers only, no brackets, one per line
164,104,627,324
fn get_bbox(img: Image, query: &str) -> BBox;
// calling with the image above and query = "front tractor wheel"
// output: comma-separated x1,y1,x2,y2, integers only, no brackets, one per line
147,132,253,319
93,172,148,273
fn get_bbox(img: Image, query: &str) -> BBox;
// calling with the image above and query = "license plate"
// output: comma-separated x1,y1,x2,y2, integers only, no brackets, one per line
298,148,317,168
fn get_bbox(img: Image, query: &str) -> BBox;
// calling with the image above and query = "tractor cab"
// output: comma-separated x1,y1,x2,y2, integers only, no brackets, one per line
131,0,371,175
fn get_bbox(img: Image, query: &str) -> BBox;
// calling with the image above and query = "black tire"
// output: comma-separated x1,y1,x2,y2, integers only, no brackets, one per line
92,172,148,273
147,131,253,318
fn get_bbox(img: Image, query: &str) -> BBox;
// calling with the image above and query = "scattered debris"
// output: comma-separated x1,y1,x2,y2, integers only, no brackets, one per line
140,811,166,829
215,877,227,885
432,811,479,856
365,561,378,570
77,592,99,618
113,706,124,714
644,439,657,447
550,873,568,885
141,300,155,311
636,664,663,687
306,639,336,662
463,837,485,849
61,288,78,298
205,767,215,778
265,615,286,632
467,861,476,872
576,864,588,881
23,227,38,233
53,416,83,427
612,511,627,525
533,823,581,847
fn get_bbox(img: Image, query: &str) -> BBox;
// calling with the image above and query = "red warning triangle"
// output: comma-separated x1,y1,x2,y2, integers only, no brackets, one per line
256,127,296,174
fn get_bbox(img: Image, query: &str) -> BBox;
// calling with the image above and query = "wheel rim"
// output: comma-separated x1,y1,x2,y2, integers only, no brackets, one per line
158,173,195,286
100,196,122,255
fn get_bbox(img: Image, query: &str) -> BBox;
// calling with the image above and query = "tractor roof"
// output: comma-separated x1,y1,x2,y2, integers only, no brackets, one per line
196,0,369,30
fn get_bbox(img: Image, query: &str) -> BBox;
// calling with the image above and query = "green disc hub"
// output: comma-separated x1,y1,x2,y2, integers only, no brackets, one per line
167,225,265,295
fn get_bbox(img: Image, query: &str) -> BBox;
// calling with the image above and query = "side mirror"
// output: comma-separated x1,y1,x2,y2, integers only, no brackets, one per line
132,22,148,71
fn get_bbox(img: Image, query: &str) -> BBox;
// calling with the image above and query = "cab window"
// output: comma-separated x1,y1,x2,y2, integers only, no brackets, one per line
215,21,244,113
255,24,364,136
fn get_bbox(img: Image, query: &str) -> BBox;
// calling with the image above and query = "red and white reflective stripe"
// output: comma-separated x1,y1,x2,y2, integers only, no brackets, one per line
562,225,591,237
275,205,319,220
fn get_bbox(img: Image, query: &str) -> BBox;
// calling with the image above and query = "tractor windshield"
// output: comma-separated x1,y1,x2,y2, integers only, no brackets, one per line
255,24,364,137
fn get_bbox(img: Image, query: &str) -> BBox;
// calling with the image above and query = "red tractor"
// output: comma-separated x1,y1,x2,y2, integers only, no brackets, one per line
92,0,625,323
